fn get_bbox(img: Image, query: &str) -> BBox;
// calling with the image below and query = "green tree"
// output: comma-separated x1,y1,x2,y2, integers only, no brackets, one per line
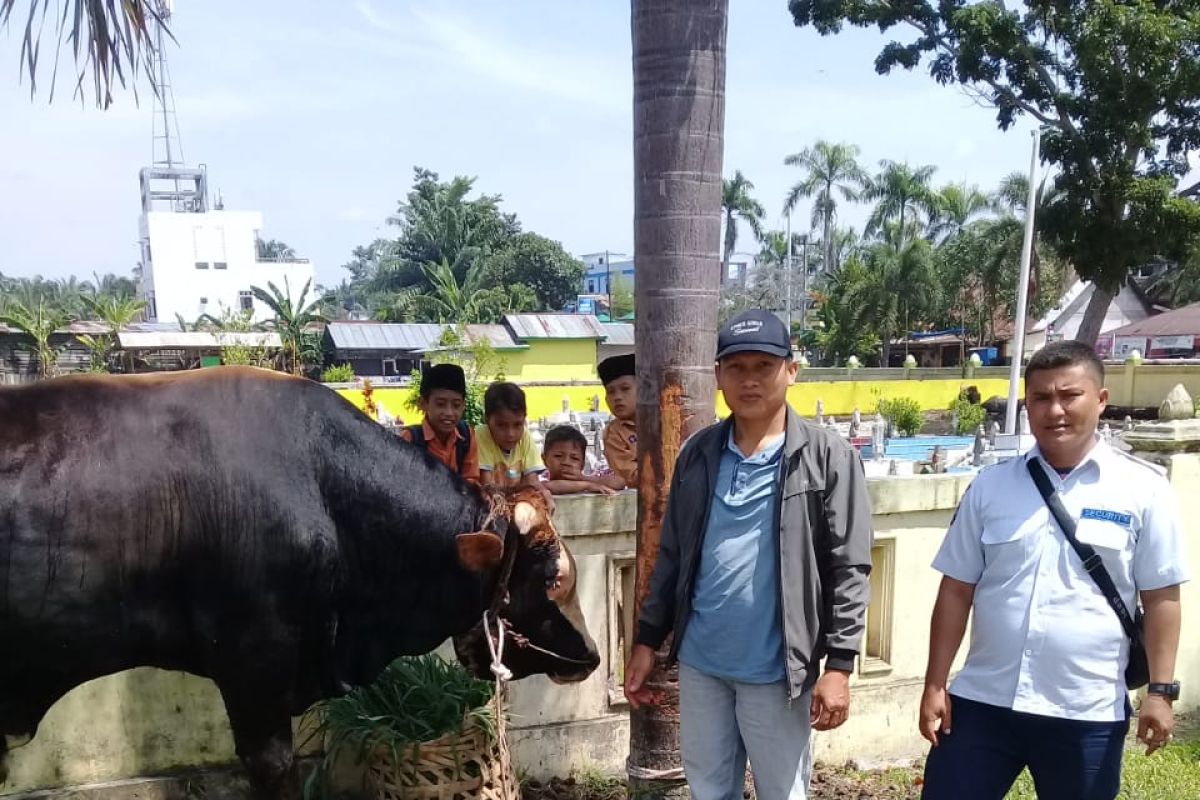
849,237,938,364
473,232,586,310
609,275,635,320
993,171,1066,310
382,167,520,289
399,260,535,324
721,171,765,286
812,258,881,366
783,141,867,270
0,298,69,378
929,183,993,243
251,278,327,376
791,0,1200,345
1,0,157,108
256,238,297,261
861,160,938,243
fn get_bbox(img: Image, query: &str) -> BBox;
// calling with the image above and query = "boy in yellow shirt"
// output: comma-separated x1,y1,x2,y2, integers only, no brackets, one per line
598,354,638,488
476,382,545,490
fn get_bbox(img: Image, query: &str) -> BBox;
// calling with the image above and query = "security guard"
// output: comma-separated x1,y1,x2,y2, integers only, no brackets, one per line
920,340,1188,800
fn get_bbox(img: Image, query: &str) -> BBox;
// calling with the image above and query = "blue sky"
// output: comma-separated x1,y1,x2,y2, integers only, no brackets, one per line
1,0,1038,287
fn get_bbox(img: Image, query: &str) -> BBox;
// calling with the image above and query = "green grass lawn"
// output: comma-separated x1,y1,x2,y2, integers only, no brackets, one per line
811,715,1200,799
1005,737,1200,799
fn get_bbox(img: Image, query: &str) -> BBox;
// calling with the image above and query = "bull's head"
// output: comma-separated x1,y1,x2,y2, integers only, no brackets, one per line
452,486,600,683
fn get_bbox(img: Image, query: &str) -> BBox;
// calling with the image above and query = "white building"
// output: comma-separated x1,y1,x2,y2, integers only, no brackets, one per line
137,167,314,325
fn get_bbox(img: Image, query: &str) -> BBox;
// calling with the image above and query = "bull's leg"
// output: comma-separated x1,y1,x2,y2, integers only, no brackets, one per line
219,687,297,800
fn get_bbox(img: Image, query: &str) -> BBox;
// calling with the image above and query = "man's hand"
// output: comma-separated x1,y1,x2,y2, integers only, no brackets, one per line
1138,694,1175,755
919,684,953,747
810,669,850,731
624,644,659,709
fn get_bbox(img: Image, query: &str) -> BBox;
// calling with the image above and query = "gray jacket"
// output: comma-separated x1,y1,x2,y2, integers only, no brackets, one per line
635,409,874,699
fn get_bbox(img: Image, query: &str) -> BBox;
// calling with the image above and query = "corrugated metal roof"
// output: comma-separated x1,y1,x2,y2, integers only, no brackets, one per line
464,324,523,350
504,314,604,340
327,322,448,351
598,322,634,346
118,331,282,349
1102,303,1200,338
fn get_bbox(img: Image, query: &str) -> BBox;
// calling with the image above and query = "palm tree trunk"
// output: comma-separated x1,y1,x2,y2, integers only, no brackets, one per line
722,209,734,287
823,204,833,274
630,1,726,797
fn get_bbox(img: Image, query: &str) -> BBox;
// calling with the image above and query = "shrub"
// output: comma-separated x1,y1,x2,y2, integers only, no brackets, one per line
877,396,924,437
950,390,986,435
321,363,355,383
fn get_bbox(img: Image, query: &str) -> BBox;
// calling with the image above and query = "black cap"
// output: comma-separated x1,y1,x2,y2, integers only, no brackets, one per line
715,310,792,361
421,363,467,397
597,353,635,385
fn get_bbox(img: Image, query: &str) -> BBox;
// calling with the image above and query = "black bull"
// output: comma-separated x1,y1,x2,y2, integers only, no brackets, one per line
0,368,600,798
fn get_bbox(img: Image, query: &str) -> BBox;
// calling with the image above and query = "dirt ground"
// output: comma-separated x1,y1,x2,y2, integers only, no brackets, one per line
520,762,925,800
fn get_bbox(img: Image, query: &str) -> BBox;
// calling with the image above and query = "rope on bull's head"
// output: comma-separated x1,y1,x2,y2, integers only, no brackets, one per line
482,610,512,682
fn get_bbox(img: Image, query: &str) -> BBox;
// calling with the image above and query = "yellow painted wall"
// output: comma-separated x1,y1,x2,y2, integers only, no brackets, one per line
498,340,599,383
339,376,1021,426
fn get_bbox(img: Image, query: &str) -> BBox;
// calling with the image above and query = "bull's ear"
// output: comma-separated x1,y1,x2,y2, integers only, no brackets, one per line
456,532,504,572
513,501,539,535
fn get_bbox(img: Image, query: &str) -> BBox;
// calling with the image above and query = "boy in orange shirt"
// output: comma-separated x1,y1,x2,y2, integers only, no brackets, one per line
598,354,637,488
399,363,480,483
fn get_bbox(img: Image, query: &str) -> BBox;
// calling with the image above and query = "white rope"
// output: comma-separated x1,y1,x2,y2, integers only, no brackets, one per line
625,758,686,782
483,610,513,682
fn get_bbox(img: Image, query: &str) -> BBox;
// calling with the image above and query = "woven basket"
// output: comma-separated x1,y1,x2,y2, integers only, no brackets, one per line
366,705,517,800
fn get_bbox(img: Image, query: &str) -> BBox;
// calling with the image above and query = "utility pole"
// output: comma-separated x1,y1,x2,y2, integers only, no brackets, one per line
784,213,793,333
605,249,612,320
799,234,809,335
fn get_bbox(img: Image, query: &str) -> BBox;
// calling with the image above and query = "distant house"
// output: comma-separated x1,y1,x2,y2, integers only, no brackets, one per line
1023,278,1153,358
1095,302,1200,359
324,314,625,383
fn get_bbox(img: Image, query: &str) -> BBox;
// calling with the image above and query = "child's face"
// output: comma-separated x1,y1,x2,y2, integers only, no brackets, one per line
604,375,636,421
486,408,526,451
544,440,585,480
715,352,797,423
419,389,466,439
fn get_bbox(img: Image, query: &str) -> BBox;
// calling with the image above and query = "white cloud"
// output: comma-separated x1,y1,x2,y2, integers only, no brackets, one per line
409,6,627,114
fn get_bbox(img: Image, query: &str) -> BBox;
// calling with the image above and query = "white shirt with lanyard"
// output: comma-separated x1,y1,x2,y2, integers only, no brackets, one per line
932,438,1189,722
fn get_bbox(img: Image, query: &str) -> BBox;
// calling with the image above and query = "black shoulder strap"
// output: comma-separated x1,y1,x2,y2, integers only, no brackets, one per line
454,421,472,475
1025,458,1142,645
406,424,426,447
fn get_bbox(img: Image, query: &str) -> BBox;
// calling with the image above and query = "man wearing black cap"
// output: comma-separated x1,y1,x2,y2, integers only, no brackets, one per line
624,310,874,800
400,363,480,483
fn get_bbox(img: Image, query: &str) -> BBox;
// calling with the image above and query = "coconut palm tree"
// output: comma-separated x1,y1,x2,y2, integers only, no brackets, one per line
1,0,160,108
993,171,1065,309
721,171,765,285
849,238,939,364
862,160,939,243
783,141,867,270
629,1,726,797
929,183,994,243
0,298,69,378
251,278,327,376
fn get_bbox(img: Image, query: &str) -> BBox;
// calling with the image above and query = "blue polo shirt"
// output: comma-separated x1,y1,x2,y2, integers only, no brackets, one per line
677,430,785,683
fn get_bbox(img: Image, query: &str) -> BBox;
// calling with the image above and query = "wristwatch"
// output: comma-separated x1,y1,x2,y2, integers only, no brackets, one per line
1147,681,1181,701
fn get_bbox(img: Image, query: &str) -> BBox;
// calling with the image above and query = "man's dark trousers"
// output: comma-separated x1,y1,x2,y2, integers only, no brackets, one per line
922,695,1129,800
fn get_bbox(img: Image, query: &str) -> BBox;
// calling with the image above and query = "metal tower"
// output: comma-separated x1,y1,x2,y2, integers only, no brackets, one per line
150,0,184,169
139,0,208,215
